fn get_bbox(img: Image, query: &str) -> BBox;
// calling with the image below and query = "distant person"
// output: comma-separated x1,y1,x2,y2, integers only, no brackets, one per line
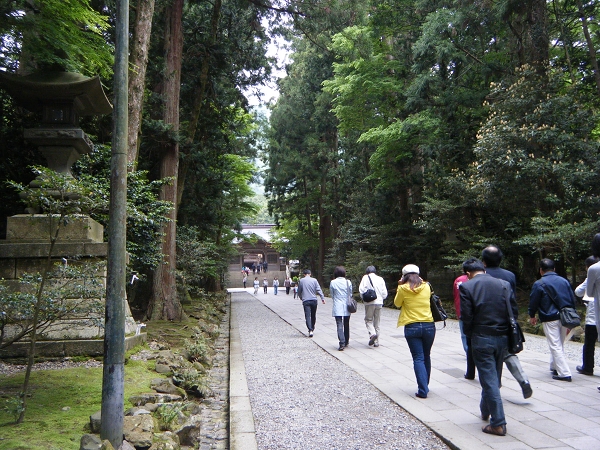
394,264,435,399
284,277,291,295
252,263,256,275
243,273,247,289
529,258,576,382
482,246,532,398
454,266,474,379
329,266,352,351
263,277,268,294
253,277,259,295
297,269,325,337
273,277,279,295
293,282,298,299
574,256,599,376
264,261,268,273
460,258,515,436
358,265,388,347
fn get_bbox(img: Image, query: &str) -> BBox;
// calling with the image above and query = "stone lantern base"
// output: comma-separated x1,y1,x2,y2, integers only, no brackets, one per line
0,214,144,359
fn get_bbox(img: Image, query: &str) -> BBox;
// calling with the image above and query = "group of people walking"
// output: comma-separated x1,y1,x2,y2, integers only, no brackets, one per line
250,237,600,439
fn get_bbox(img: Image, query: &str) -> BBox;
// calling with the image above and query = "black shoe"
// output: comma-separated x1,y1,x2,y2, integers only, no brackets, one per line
552,375,572,382
415,392,427,398
482,424,506,436
338,345,344,351
551,369,558,376
368,334,378,346
521,382,533,399
576,365,594,376
464,372,475,380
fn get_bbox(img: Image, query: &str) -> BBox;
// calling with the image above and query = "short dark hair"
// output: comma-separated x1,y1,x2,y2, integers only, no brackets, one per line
592,233,600,258
585,256,599,269
481,246,503,268
333,266,346,278
366,265,376,274
303,269,311,275
539,258,555,271
462,258,485,273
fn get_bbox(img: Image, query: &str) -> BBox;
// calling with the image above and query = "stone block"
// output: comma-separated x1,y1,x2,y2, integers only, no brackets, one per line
6,214,104,243
0,259,16,279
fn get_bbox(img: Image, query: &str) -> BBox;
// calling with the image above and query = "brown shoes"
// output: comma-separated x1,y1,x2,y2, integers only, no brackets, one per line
482,424,506,436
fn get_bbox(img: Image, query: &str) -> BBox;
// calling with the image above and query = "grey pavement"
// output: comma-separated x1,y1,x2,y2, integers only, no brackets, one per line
229,287,600,450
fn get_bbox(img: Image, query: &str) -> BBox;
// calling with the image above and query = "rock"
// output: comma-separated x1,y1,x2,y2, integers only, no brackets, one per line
151,378,187,397
123,414,155,448
155,363,172,374
90,411,102,433
100,440,114,450
62,406,71,411
80,433,102,450
129,393,183,406
176,415,203,447
117,441,135,450
144,403,159,412
148,432,180,450
125,407,152,416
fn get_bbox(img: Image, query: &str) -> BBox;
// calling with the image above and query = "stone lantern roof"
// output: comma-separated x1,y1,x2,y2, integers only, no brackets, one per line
0,71,112,115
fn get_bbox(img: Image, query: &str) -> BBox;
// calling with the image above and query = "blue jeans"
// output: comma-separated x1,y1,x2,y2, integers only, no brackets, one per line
471,334,507,427
274,285,278,295
404,322,436,397
335,316,350,346
303,300,318,331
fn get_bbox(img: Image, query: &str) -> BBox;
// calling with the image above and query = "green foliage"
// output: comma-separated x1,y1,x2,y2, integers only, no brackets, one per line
172,366,210,398
155,402,190,431
2,395,25,424
74,145,173,273
0,0,113,76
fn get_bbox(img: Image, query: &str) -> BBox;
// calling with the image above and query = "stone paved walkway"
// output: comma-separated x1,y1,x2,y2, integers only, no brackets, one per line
229,287,600,450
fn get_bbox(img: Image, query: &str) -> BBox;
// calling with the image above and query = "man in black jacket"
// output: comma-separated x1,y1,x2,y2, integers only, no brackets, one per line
482,246,532,399
460,258,517,437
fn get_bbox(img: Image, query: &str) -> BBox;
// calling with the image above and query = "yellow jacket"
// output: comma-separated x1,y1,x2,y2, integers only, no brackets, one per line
393,281,433,327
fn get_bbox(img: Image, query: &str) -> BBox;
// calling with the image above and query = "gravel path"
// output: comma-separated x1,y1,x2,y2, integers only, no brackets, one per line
233,293,448,450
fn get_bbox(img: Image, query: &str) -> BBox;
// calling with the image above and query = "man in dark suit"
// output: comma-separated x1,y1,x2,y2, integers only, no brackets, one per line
482,246,532,399
460,258,517,437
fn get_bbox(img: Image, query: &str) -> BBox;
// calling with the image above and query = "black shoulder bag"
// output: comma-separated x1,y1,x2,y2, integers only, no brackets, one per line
362,275,378,302
505,285,524,354
539,281,581,329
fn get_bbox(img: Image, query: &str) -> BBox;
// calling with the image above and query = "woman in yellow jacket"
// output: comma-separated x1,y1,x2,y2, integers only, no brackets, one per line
394,264,435,398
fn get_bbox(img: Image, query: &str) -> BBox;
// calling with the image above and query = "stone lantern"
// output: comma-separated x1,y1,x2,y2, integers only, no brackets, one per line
0,72,142,357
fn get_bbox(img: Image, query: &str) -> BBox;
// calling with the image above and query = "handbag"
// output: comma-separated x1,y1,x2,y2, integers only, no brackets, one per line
346,280,357,313
540,281,581,329
504,285,524,354
559,306,581,329
427,282,448,324
362,275,378,302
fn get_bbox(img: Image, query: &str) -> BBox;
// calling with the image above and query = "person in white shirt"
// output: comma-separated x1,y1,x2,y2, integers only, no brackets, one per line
358,266,388,347
584,233,600,393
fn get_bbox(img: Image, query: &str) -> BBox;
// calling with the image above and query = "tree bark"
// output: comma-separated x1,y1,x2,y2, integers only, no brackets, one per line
149,0,184,321
127,0,156,169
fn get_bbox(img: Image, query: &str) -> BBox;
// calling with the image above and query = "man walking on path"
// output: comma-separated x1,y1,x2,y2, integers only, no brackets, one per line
297,269,325,337
460,258,515,437
529,258,576,381
482,246,532,398
359,265,388,347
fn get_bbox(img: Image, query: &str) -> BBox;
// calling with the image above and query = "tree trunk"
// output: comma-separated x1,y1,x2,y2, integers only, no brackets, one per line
127,0,156,168
527,0,549,67
149,0,184,321
576,0,600,97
